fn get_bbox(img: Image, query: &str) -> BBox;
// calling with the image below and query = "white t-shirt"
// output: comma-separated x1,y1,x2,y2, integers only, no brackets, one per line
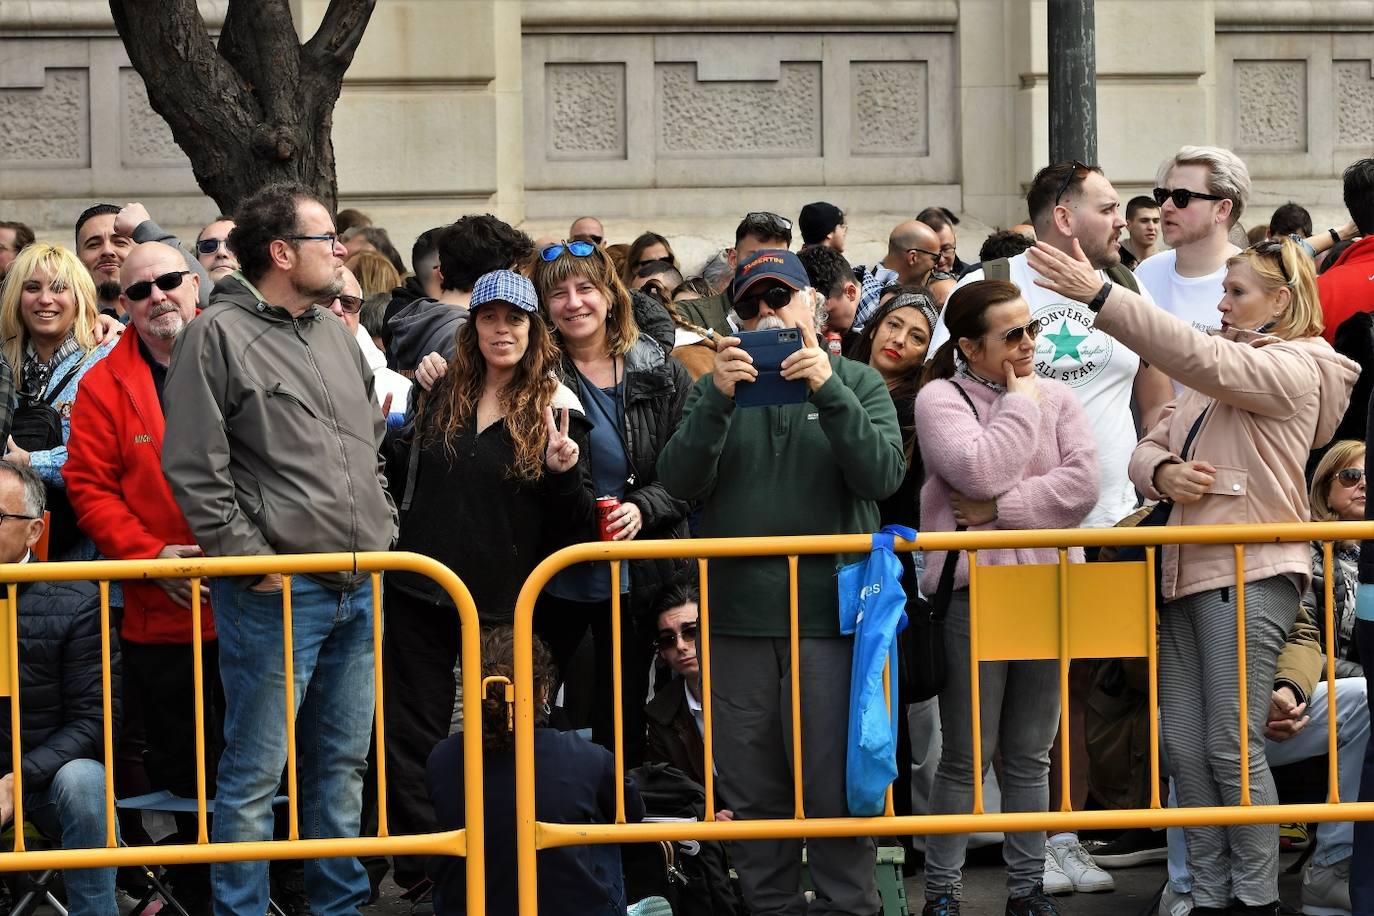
1133,249,1224,334
928,253,1149,529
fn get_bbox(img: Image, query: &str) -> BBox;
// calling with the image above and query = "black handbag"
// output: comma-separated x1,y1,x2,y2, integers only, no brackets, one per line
11,352,96,556
904,382,978,703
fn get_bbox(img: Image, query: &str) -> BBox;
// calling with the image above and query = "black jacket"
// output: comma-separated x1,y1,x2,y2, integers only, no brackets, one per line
557,335,693,610
0,577,120,793
643,679,706,790
388,297,468,374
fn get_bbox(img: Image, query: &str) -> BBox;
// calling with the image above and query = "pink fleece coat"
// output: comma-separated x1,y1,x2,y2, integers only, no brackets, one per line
913,377,1099,594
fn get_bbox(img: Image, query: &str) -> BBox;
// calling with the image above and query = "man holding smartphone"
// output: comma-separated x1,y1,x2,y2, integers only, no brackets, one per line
658,248,904,916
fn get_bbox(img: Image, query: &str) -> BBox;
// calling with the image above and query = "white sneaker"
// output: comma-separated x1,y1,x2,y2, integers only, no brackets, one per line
1043,848,1074,895
1049,838,1115,893
1301,858,1352,916
1160,886,1195,916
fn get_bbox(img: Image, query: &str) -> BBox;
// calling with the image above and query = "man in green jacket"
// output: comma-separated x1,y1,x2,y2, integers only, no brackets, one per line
658,248,904,916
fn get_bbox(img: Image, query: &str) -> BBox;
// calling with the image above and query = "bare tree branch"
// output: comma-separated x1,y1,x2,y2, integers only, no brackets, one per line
303,0,377,77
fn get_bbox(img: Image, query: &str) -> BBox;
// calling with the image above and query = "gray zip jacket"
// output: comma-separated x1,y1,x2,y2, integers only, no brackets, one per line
162,272,398,589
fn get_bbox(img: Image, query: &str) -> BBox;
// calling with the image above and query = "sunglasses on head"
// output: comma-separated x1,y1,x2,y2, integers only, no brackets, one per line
196,237,229,255
124,270,190,302
987,320,1041,345
734,284,794,320
1054,160,1097,205
1152,187,1225,209
540,240,596,261
654,621,698,652
320,293,364,314
742,211,793,236
1335,468,1365,488
1252,239,1292,281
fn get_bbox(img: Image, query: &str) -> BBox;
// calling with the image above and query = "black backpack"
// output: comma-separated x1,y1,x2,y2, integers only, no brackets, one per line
12,352,96,556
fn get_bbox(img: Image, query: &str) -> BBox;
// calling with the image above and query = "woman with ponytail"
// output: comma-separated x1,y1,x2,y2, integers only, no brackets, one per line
913,280,1098,916
1028,237,1358,916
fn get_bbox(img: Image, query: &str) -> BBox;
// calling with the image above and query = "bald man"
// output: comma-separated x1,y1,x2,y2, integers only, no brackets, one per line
882,219,943,287
64,241,217,912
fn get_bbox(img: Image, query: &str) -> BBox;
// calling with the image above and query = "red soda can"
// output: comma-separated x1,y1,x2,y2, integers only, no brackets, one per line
596,496,621,541
825,331,842,356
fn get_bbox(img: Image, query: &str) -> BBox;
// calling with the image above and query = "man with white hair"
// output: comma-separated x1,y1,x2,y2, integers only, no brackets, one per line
1134,146,1251,338
658,248,903,916
325,266,411,416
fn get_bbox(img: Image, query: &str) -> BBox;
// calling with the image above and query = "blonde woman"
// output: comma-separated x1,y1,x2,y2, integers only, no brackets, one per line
1029,237,1358,916
1305,440,1366,675
0,243,118,556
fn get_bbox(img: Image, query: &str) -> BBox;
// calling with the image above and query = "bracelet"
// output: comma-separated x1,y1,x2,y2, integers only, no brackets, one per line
1087,281,1112,313
1330,227,1341,246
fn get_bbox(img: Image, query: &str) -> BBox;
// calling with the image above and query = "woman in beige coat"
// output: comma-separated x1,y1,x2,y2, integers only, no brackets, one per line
1028,238,1358,916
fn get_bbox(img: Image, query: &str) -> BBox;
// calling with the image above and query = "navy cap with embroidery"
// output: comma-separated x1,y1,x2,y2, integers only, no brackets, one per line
731,249,810,301
469,269,538,314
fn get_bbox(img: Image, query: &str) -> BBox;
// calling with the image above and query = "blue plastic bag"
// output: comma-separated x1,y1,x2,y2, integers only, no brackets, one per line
837,525,912,816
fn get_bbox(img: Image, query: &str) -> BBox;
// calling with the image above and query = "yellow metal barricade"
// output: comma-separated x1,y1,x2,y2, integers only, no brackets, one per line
0,552,487,916
511,521,1374,916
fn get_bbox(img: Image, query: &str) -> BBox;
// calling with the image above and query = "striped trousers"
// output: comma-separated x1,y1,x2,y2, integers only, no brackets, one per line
1158,576,1297,908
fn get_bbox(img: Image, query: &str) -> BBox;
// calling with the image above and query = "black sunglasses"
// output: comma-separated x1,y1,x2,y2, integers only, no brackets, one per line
196,237,230,256
1055,160,1097,205
320,293,364,314
540,240,596,261
1152,187,1225,209
734,284,794,320
986,320,1041,345
654,622,698,651
124,270,190,302
1336,468,1365,488
1252,239,1291,281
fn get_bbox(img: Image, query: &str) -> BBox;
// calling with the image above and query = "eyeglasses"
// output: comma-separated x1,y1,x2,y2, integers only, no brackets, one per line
196,237,230,255
1152,187,1225,209
905,246,941,260
986,320,1041,345
654,622,698,651
0,512,38,524
124,270,191,302
285,233,341,245
540,240,596,261
734,284,794,320
1054,160,1096,205
1335,468,1365,488
320,293,364,314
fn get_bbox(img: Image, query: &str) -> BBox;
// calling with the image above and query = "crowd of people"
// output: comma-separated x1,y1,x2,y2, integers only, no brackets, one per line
0,145,1371,916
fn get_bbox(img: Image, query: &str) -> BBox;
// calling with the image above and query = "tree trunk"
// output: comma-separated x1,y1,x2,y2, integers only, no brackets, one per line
109,0,376,214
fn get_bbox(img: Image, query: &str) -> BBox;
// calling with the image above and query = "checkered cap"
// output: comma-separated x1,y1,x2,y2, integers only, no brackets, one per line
469,269,538,313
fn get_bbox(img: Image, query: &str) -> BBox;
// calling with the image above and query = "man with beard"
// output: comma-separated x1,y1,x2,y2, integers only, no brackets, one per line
927,162,1173,895
64,241,217,913
1133,146,1251,336
162,183,397,916
75,202,211,317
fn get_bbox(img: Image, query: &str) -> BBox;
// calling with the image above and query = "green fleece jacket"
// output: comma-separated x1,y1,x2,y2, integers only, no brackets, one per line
657,356,904,637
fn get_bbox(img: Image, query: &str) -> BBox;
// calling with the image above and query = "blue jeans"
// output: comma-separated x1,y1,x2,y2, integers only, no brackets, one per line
1354,614,1374,916
209,576,375,916
25,758,118,916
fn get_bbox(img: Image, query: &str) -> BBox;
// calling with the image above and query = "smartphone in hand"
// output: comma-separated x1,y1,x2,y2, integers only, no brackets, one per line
734,328,807,408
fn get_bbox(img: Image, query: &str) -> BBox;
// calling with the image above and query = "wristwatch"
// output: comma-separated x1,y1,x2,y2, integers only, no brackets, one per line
1087,281,1112,313
1330,227,1342,246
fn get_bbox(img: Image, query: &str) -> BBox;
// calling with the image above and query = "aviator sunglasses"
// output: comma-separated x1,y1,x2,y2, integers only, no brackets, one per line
1335,468,1365,488
124,270,190,302
987,320,1041,346
654,621,698,651
733,284,793,320
540,240,597,261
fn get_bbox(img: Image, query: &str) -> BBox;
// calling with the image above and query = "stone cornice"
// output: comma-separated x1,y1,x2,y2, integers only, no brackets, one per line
521,0,958,32
1214,0,1374,30
0,0,226,34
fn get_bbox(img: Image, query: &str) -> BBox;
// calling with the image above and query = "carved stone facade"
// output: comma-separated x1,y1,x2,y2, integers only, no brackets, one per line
0,1,1369,250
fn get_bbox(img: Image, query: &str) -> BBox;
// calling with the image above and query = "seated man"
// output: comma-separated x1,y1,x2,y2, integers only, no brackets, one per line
645,580,709,789
0,460,120,916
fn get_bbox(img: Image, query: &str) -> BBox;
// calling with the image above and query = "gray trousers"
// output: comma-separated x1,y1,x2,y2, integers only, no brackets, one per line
1159,577,1297,908
924,591,1061,900
711,634,879,916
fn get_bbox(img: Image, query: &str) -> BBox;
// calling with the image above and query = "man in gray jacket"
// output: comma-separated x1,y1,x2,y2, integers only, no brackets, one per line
162,182,397,916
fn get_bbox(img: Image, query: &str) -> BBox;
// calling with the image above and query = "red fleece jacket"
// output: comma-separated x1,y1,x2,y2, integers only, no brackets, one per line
1318,234,1374,343
64,328,215,644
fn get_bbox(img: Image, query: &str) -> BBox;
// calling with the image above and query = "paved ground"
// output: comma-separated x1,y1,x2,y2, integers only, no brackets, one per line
355,846,1310,915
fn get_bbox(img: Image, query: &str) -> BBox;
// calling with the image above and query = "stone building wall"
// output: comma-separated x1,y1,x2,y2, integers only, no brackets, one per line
0,0,1369,256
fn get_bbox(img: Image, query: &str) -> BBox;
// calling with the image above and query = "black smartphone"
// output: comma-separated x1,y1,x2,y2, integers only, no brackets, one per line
734,328,807,408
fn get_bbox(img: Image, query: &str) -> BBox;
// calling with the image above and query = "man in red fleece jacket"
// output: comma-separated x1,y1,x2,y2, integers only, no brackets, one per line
1318,158,1374,344
64,240,218,912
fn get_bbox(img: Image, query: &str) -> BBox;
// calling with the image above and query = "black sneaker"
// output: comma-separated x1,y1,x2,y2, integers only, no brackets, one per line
1006,887,1060,916
924,893,961,916
1092,827,1169,868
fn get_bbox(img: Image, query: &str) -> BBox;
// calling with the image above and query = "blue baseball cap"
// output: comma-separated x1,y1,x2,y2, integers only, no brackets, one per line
731,248,810,301
469,269,538,314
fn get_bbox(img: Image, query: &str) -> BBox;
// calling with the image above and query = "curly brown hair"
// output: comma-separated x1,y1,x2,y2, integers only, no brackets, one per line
419,307,560,482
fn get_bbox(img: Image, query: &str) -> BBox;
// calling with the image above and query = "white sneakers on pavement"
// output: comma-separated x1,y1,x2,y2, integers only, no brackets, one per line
1043,849,1073,895
1045,836,1115,894
1301,858,1353,916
